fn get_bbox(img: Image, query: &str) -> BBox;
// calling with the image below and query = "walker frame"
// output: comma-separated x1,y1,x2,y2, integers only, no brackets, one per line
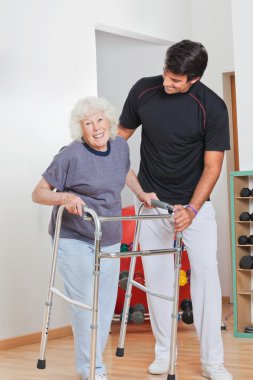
36,200,182,380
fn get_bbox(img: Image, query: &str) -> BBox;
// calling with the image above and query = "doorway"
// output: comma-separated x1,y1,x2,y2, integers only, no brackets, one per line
95,29,170,206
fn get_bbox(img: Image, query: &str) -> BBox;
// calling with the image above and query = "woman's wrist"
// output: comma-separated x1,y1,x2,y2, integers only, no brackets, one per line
136,189,144,199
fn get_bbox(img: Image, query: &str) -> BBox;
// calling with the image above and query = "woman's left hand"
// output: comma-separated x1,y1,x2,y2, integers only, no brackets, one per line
137,191,158,208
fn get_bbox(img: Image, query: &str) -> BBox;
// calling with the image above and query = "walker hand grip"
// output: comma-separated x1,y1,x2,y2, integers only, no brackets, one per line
151,200,173,213
82,204,91,217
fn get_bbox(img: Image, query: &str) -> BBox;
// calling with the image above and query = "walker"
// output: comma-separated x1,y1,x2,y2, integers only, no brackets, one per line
36,199,182,380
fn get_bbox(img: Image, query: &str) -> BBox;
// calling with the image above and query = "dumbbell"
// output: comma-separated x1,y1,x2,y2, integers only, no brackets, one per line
186,269,191,285
119,270,129,290
179,270,188,286
120,243,129,252
128,242,133,251
240,188,253,197
239,212,253,221
120,306,134,323
244,325,253,333
133,271,145,286
238,235,253,245
131,304,146,324
180,299,194,324
239,255,253,269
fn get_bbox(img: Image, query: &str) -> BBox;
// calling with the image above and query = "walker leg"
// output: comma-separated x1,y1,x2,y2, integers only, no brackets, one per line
116,255,137,356
167,232,183,380
116,216,141,357
37,295,53,369
37,207,64,369
88,239,101,380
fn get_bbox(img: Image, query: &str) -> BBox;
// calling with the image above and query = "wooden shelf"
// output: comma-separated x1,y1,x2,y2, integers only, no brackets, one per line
230,171,253,337
236,221,253,223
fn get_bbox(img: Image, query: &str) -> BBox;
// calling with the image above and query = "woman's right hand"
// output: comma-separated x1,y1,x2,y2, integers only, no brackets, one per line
63,193,85,216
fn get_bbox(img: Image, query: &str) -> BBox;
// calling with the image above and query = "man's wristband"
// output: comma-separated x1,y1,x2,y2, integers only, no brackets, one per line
186,204,198,216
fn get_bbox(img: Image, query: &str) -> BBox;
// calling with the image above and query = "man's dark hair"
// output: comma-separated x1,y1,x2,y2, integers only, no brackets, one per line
164,40,208,81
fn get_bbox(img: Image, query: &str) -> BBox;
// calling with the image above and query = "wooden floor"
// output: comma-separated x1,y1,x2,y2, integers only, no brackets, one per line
1,304,253,380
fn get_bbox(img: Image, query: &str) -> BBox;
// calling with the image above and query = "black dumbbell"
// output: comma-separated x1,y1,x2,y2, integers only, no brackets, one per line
239,255,253,269
131,304,146,325
239,212,253,221
118,270,129,290
244,325,253,333
238,235,253,245
120,306,134,323
240,188,253,197
180,299,194,324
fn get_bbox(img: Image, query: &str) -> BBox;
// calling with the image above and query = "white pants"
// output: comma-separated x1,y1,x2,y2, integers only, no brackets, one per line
136,200,224,365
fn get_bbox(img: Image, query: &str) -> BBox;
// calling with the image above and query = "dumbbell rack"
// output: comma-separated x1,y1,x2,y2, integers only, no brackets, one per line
230,170,253,338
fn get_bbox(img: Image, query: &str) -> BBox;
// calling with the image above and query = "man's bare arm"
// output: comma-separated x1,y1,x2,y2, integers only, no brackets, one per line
118,125,136,140
174,151,224,232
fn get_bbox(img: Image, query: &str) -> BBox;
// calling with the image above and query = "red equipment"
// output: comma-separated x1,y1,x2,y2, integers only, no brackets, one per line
114,206,191,317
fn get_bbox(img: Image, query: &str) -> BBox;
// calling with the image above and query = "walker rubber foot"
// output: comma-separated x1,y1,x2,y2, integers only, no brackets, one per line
167,375,176,380
37,359,46,369
115,347,124,357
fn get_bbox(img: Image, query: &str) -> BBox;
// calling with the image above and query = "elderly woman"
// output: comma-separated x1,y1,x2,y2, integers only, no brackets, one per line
32,96,154,380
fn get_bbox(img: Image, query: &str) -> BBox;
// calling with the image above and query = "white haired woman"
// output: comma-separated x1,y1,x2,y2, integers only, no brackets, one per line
32,96,156,380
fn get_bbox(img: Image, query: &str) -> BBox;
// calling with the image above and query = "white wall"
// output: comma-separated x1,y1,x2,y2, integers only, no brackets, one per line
0,0,191,339
2,0,247,340
231,0,253,170
190,0,234,299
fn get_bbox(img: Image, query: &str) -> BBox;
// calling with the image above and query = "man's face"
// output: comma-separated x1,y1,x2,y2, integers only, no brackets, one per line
162,69,199,94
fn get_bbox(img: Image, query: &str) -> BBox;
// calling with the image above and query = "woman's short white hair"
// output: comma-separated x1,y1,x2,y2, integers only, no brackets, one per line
69,96,118,141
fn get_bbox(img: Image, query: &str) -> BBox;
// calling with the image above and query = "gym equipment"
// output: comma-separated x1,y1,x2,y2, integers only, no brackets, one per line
131,303,146,325
239,255,253,269
244,325,253,333
37,200,180,380
120,307,133,323
238,235,253,245
116,206,192,320
239,211,253,221
119,270,129,290
180,299,194,324
115,207,149,317
120,243,129,252
240,188,253,197
118,269,145,291
179,270,188,286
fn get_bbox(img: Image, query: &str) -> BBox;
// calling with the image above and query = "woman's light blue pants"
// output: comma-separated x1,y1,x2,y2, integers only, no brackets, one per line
57,238,120,379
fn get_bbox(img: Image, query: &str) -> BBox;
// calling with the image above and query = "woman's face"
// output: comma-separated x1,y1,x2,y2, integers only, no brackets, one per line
80,112,110,151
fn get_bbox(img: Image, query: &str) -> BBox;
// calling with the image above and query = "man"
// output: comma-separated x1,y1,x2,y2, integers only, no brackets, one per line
121,40,232,380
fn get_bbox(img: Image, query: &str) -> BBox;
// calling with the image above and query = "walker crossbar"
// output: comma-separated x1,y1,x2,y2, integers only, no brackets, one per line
37,201,180,380
99,247,176,258
50,286,92,310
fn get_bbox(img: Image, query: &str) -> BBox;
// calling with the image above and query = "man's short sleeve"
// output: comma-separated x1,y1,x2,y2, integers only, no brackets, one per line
119,81,142,129
205,107,230,151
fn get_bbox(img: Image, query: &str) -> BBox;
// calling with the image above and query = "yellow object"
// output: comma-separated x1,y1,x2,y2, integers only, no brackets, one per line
179,270,188,286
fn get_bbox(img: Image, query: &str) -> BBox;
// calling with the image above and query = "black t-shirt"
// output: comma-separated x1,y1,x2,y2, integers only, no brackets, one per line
119,75,230,204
